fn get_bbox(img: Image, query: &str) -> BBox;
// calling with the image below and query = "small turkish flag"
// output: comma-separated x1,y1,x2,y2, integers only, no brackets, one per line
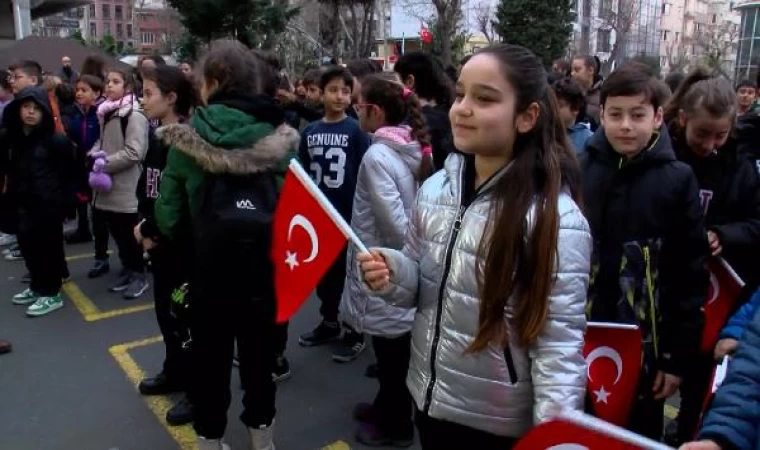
696,355,730,436
701,258,745,353
584,323,642,426
420,24,433,44
514,410,670,450
271,165,348,323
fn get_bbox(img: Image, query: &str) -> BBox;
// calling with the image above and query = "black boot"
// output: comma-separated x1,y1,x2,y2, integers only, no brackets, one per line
166,396,194,426
138,372,184,396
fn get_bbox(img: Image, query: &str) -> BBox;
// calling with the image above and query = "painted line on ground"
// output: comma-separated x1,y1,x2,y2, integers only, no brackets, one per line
109,336,196,450
664,404,679,420
110,336,352,450
62,281,153,322
65,250,112,262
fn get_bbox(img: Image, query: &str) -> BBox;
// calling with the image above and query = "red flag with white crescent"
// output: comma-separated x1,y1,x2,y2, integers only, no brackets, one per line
583,323,642,426
696,356,731,436
514,409,673,450
420,23,433,44
701,258,744,353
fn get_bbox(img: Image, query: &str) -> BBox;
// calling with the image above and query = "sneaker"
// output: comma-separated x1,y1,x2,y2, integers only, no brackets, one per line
88,259,110,279
0,339,11,355
12,288,39,305
4,248,22,261
65,230,93,244
272,355,291,382
0,233,17,246
197,437,230,450
332,331,366,363
26,294,64,317
353,402,376,423
355,422,413,448
166,396,194,426
2,243,18,256
299,321,341,347
20,272,31,284
248,420,275,450
109,271,133,293
123,274,149,299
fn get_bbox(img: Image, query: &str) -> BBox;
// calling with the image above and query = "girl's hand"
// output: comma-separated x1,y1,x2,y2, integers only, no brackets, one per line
679,441,722,450
358,251,390,291
714,338,738,360
707,231,722,256
133,223,143,243
652,371,681,400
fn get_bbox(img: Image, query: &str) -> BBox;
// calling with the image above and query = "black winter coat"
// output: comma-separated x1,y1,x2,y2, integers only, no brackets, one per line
736,112,760,176
673,133,760,290
582,125,709,377
0,87,75,232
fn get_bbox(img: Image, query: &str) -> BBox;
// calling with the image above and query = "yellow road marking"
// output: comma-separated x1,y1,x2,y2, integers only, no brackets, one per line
110,336,197,450
664,404,679,420
322,441,351,450
62,281,153,322
65,250,112,262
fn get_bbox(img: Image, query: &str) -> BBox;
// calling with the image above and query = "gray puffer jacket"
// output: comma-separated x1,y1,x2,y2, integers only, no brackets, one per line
369,153,592,437
340,138,420,337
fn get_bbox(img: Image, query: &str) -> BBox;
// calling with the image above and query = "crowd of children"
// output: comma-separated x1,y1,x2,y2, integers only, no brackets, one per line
2,40,760,450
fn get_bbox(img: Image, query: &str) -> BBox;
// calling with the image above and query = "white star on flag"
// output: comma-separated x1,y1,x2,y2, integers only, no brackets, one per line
593,386,610,404
284,251,299,271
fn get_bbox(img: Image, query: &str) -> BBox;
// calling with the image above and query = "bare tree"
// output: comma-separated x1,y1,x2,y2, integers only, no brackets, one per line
473,1,497,43
693,20,740,79
594,0,639,75
344,0,377,58
664,38,690,73
396,0,463,65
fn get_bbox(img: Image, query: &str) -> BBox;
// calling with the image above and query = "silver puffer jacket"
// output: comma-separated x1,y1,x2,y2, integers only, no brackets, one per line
370,153,592,437
340,139,420,337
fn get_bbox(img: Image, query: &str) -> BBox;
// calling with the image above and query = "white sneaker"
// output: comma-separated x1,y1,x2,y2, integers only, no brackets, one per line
248,421,275,450
0,234,17,246
197,437,231,450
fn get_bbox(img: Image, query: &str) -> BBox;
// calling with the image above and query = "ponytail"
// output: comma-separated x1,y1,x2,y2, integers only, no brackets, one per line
404,88,434,181
664,66,735,130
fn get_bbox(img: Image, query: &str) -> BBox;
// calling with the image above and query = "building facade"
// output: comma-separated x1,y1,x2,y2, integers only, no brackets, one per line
134,0,181,55
736,0,760,80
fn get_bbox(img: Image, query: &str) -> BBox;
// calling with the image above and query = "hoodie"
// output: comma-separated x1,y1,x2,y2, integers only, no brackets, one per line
340,126,421,337
0,86,75,231
582,125,709,378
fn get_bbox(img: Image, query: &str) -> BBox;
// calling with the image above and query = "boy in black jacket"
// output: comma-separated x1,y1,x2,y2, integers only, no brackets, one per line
2,86,75,317
581,63,709,440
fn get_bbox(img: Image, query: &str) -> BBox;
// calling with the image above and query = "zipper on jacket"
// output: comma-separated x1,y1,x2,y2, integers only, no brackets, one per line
423,204,466,413
644,246,659,358
503,344,518,384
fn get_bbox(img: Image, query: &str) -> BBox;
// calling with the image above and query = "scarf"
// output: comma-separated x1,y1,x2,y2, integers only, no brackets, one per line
97,94,135,125
373,125,414,145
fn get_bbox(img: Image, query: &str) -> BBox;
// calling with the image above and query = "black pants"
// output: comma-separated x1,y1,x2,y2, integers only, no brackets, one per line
150,244,191,388
316,249,347,323
274,322,288,356
627,369,666,441
75,202,91,236
415,410,516,450
676,353,714,442
92,208,143,272
190,279,277,439
373,334,413,435
18,222,64,296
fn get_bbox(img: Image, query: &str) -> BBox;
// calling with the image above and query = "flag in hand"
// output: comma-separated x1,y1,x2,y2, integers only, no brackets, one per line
584,323,642,426
514,409,673,450
420,24,433,44
701,258,745,353
697,356,730,435
271,161,351,323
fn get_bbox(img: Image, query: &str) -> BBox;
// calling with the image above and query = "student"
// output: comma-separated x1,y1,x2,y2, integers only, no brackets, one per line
663,69,760,445
134,65,198,427
8,60,42,95
715,288,760,360
342,74,434,447
298,65,371,362
61,74,103,244
582,62,709,440
179,61,194,80
88,69,150,299
394,52,456,170
736,80,757,116
552,76,593,155
154,40,299,450
571,55,603,128
679,308,760,450
277,69,324,128
2,86,75,316
359,44,591,450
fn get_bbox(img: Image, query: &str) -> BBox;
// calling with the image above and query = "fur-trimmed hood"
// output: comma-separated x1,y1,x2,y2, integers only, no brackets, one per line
156,123,300,175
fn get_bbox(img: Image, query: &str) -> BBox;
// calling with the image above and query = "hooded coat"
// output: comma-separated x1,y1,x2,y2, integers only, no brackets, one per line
0,86,75,232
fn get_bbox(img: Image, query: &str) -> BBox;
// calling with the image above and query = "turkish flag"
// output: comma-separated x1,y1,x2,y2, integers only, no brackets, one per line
701,258,745,353
696,356,730,436
271,168,348,323
514,412,663,450
420,25,433,44
584,323,642,426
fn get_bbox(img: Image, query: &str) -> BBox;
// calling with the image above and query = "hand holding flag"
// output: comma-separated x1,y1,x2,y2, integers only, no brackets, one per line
701,258,744,353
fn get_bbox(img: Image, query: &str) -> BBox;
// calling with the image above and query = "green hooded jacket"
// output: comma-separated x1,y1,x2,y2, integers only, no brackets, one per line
154,103,299,240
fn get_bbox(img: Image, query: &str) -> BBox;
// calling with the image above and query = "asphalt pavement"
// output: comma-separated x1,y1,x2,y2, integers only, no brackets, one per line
0,240,418,450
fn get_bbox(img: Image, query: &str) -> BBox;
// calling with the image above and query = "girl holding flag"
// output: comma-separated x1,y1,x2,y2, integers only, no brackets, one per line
663,68,760,446
358,44,592,448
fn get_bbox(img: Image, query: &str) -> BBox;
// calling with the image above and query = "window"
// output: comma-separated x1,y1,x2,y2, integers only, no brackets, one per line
141,32,155,44
115,5,123,20
596,29,612,52
102,4,110,19
126,7,132,20
127,23,133,38
116,23,123,37
676,31,680,41
713,14,717,24
599,0,613,16
103,22,111,36
663,30,670,40
77,7,84,19
89,21,97,37
662,3,671,15
89,4,95,17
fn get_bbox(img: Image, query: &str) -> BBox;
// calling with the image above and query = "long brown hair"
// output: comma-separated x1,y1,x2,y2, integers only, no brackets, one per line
361,74,435,180
468,44,581,352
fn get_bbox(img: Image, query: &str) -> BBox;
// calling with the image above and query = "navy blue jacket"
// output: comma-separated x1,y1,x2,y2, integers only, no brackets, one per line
700,308,760,450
